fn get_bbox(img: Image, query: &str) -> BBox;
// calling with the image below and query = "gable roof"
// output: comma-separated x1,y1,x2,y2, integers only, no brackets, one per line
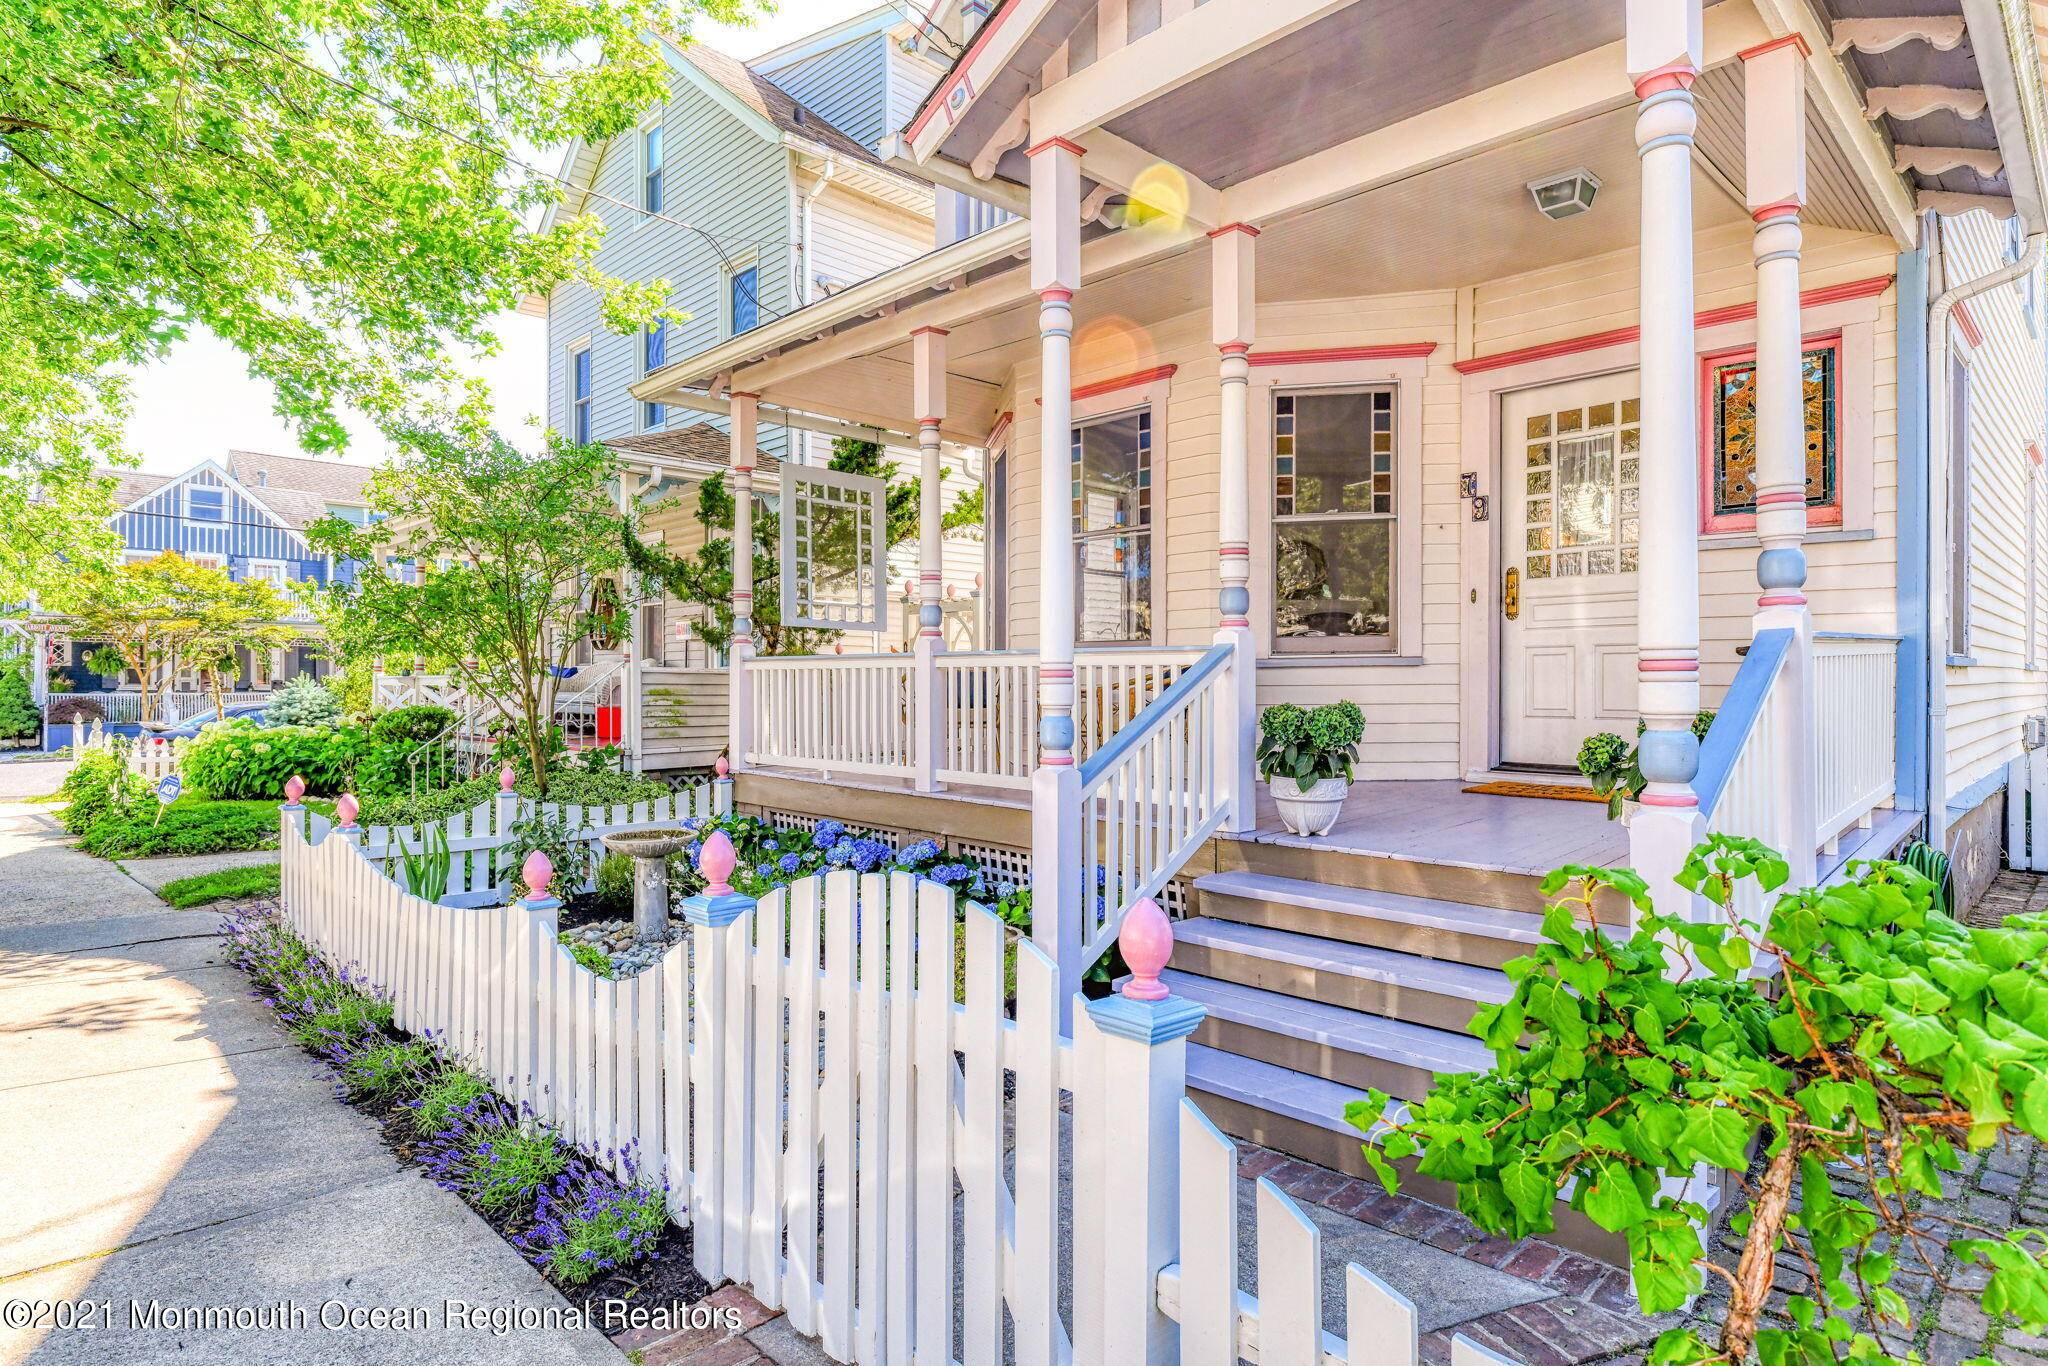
673,42,923,181
101,452,376,532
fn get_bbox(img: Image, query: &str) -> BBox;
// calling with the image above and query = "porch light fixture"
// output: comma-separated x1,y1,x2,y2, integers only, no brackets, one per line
1527,168,1602,221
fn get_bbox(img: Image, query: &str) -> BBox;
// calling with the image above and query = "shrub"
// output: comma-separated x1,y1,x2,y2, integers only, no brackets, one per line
410,1067,492,1137
265,674,340,727
420,1093,571,1217
332,1037,435,1101
79,798,280,858
499,811,596,897
532,766,668,809
182,720,367,799
593,853,633,918
1256,700,1365,792
46,696,105,727
559,935,614,977
0,663,39,740
331,659,374,722
520,1152,667,1286
370,704,456,747
277,974,393,1051
58,749,149,835
359,775,496,828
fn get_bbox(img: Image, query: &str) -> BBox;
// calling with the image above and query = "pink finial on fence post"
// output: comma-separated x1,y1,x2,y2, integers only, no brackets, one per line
283,774,306,805
521,849,553,901
715,755,729,779
499,764,516,792
698,830,737,897
1119,897,1174,1002
335,793,359,828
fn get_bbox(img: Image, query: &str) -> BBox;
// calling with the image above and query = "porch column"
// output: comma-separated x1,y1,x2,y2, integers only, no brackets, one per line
1211,223,1260,834
1627,0,1706,918
1743,34,1820,889
1028,136,1086,1013
728,392,759,772
912,326,950,792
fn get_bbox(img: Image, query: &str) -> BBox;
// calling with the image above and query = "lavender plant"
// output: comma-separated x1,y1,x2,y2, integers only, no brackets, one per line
518,1149,668,1286
419,1093,572,1217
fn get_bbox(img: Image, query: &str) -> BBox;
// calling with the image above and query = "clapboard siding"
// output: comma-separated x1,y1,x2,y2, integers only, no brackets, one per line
759,35,891,150
1940,212,2048,804
117,467,332,586
887,42,949,137
546,65,800,460
809,185,934,296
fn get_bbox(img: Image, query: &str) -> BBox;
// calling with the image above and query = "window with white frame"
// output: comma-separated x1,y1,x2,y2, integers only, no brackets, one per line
642,321,667,429
1271,387,1397,652
570,345,593,444
185,484,225,523
1071,409,1153,643
641,122,664,216
729,263,760,335
246,559,286,589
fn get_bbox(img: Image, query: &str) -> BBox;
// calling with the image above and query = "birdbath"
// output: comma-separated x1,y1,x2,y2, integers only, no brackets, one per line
599,829,692,941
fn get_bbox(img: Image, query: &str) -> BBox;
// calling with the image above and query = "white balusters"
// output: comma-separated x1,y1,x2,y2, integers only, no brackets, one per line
1811,634,1899,851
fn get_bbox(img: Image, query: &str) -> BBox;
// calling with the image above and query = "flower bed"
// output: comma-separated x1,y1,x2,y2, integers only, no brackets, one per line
219,898,713,1310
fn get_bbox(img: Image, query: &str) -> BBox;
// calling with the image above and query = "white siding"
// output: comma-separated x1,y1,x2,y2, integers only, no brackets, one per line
887,41,949,137
759,35,891,149
808,184,934,297
1940,212,2048,804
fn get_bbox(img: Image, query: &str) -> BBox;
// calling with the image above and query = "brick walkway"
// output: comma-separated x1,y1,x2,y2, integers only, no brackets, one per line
1972,865,2048,926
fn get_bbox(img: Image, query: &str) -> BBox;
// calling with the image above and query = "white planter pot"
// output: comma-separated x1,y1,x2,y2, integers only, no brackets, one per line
1268,775,1350,837
1617,798,1641,828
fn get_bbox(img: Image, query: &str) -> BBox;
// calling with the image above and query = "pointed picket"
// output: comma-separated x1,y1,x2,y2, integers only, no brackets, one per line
819,869,859,1361
882,873,917,1360
783,875,822,1335
1255,1178,1323,1366
749,886,788,1309
911,879,955,1366
854,871,889,1366
959,903,1003,1366
1180,1100,1242,1366
661,942,691,1221
1011,929,1062,1365
1348,1264,1419,1366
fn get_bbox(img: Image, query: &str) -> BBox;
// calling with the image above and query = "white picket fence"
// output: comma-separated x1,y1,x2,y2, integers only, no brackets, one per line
357,785,724,906
70,722,180,784
280,806,1525,1366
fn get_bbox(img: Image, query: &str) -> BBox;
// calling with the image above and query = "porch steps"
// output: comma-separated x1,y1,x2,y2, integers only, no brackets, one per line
1192,871,1559,970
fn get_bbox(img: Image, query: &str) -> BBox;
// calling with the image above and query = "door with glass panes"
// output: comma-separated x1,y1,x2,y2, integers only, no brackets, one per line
1499,374,1643,767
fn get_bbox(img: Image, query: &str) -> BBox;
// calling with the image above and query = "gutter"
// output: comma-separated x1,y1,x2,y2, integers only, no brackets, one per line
1924,220,2045,849
1959,0,2048,232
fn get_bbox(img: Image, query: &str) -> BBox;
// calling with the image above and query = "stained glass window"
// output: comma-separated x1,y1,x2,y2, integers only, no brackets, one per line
1072,410,1152,643
1273,388,1396,652
1523,399,1638,582
1708,341,1839,520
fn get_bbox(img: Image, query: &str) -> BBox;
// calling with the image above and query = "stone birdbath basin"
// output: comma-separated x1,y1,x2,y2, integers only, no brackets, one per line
600,828,692,941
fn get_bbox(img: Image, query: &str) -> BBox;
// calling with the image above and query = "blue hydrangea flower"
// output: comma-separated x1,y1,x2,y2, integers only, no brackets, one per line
897,838,941,867
928,862,972,886
826,839,855,867
777,853,802,875
814,820,845,847
997,880,1018,900
765,838,779,852
848,838,891,873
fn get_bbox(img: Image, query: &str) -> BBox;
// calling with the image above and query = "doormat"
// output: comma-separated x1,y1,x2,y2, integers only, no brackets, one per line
1461,780,1607,804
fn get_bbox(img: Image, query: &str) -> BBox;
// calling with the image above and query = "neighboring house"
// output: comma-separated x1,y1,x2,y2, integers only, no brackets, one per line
541,9,990,656
615,0,2048,1188
53,452,373,694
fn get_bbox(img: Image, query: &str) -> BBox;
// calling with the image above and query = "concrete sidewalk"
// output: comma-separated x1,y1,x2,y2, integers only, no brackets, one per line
0,908,622,1364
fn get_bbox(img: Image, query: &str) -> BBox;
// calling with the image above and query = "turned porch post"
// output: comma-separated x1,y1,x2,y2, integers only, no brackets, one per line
1627,0,1707,917
1743,35,1820,889
912,326,950,792
1029,136,1086,1016
1211,223,1260,834
728,392,759,772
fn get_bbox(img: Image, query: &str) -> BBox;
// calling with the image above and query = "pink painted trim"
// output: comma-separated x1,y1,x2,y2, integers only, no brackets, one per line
1638,791,1700,809
729,390,761,401
1750,199,1803,223
1737,33,1811,62
918,416,943,428
1219,617,1249,627
1206,222,1261,238
1026,136,1087,158
1953,299,1984,349
1039,666,1073,679
1453,275,1893,374
1039,755,1074,767
1250,343,1438,367
1039,286,1073,304
1758,594,1808,606
1218,342,1252,356
1632,62,1698,98
1219,545,1250,556
2030,442,2044,467
1699,333,1845,533
1638,657,1698,672
985,410,1015,449
1031,364,1178,405
909,325,952,338
905,2,1012,141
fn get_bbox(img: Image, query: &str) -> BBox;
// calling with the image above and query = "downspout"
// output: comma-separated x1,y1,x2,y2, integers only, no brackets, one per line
798,154,834,466
1925,221,2046,849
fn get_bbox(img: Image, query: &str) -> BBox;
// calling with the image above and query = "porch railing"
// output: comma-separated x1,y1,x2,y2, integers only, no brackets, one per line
1697,628,1794,924
748,654,917,777
1075,642,1232,972
1812,633,1900,852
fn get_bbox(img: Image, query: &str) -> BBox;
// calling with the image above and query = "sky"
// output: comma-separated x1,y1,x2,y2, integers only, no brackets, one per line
119,0,911,476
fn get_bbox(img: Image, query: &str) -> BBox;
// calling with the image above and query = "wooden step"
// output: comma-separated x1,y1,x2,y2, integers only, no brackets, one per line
1165,967,1494,1100
1169,918,1512,1034
1193,870,1577,970
1208,834,1630,923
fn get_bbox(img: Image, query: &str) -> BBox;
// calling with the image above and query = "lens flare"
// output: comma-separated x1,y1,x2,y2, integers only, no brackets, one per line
1125,163,1189,233
1073,315,1155,377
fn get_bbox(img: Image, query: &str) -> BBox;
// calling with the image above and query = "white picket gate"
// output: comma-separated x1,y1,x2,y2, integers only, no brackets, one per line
279,809,1528,1366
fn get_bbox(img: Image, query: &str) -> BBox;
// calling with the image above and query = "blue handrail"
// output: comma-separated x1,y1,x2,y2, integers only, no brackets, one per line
1076,641,1233,787
1693,627,1794,819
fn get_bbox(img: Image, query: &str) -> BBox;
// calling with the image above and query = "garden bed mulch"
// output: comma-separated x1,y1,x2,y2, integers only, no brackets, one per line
219,894,722,1334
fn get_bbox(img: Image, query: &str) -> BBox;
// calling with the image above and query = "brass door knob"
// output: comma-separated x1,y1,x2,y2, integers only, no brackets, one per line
1503,566,1520,621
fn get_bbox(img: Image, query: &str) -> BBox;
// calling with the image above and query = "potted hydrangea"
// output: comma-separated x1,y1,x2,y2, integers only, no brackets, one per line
1577,710,1718,822
1256,701,1365,836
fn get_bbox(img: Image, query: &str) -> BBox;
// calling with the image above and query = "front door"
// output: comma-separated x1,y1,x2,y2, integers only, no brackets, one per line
1499,373,1644,768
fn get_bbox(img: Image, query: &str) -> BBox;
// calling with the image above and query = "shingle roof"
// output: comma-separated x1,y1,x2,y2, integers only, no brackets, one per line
680,42,921,182
606,425,784,475
99,452,375,530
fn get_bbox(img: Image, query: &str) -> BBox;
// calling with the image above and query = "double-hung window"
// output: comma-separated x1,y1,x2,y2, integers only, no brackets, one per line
1071,409,1152,643
571,346,592,444
1271,388,1396,652
730,266,760,335
186,485,225,523
641,124,664,216
642,322,667,429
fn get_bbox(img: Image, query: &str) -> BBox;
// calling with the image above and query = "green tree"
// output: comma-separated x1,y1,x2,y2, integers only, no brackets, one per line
309,431,630,792
1350,836,2048,1364
0,0,745,597
53,552,283,722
